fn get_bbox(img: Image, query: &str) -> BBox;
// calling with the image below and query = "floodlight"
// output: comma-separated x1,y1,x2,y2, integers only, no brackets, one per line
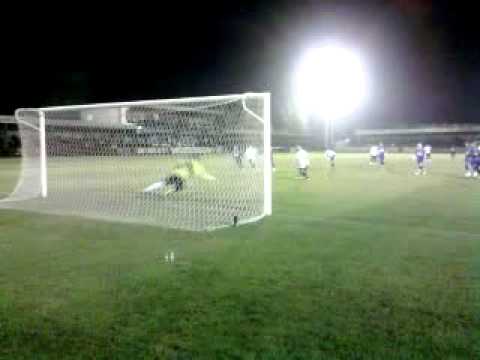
294,45,368,120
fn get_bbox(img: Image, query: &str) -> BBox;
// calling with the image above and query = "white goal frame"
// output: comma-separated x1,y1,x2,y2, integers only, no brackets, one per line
9,92,272,227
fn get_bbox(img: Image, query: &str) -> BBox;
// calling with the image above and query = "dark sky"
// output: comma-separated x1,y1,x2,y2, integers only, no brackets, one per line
1,0,479,128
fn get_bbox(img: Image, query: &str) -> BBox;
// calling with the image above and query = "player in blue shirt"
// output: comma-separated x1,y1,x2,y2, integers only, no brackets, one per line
465,143,470,173
472,145,480,177
465,142,476,177
378,143,385,166
414,143,426,175
473,146,480,177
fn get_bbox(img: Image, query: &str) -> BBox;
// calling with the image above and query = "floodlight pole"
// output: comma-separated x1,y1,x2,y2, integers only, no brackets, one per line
330,119,334,148
323,118,331,149
325,119,329,149
322,117,336,149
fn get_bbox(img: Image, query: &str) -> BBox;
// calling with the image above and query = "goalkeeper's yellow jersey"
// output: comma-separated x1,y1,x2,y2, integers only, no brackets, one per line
172,160,216,181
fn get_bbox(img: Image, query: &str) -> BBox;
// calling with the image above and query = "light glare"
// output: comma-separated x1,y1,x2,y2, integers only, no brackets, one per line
294,46,368,120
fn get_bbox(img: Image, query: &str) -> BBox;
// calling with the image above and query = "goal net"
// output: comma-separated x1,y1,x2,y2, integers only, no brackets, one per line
0,93,272,231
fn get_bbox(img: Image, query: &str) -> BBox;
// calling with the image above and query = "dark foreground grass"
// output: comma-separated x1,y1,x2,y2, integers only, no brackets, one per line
0,154,479,359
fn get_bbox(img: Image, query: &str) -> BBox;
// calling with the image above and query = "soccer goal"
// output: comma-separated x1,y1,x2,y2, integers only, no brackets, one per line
0,93,272,231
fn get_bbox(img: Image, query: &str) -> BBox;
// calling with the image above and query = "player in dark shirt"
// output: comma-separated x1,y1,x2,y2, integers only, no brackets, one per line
378,143,385,166
414,143,426,175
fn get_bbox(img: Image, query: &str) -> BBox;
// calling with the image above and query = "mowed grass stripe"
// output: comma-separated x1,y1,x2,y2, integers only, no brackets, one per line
0,153,479,358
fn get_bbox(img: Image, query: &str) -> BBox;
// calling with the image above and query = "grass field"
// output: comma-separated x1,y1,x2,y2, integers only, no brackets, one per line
1,155,264,231
0,153,479,359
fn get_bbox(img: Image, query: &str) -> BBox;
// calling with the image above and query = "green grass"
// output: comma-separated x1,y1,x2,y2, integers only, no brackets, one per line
0,153,479,359
2,155,264,230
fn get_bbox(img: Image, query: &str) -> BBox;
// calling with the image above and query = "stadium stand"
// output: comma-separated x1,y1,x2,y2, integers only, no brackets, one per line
0,116,20,156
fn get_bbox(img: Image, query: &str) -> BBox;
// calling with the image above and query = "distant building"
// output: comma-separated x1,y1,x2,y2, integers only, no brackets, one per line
354,125,480,148
0,115,17,132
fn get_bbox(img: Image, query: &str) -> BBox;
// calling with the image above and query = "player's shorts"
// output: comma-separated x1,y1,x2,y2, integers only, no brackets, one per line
426,153,431,160
165,175,184,192
370,156,377,162
416,156,424,165
465,157,472,170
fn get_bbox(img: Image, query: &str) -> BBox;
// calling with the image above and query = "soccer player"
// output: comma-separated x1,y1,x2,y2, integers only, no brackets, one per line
465,142,475,177
424,144,432,161
245,145,257,168
369,145,378,165
473,146,480,177
378,142,385,166
450,146,456,160
233,144,243,168
414,143,426,175
143,159,216,195
295,146,310,179
325,148,336,167
466,143,480,178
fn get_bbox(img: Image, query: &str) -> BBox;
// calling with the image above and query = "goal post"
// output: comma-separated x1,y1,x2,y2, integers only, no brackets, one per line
262,93,272,216
2,109,47,202
39,110,48,198
1,93,272,231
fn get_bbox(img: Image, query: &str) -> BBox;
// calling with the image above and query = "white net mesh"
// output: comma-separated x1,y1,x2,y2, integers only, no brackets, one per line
0,94,271,231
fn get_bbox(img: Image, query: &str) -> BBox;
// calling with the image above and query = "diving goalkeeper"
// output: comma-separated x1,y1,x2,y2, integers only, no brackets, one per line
143,160,216,195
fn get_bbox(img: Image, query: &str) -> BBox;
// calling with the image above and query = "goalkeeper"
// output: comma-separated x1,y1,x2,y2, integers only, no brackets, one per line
143,160,216,194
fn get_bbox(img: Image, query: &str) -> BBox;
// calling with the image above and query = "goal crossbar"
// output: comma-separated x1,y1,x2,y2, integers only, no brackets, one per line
39,93,268,112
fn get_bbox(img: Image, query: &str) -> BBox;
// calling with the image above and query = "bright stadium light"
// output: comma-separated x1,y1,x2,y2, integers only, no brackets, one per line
294,45,368,121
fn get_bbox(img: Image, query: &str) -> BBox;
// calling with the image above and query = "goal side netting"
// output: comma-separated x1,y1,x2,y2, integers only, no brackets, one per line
0,93,272,231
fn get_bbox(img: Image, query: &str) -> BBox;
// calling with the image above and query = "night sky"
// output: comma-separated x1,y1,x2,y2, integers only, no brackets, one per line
1,0,479,129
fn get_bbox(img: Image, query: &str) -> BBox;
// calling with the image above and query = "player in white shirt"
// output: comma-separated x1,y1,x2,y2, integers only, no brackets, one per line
295,146,310,179
244,145,258,168
233,145,243,168
325,149,336,168
449,145,456,160
423,144,432,170
424,144,432,160
369,145,378,165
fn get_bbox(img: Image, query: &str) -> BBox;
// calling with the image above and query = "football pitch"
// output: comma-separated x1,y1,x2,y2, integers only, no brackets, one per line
0,153,479,359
